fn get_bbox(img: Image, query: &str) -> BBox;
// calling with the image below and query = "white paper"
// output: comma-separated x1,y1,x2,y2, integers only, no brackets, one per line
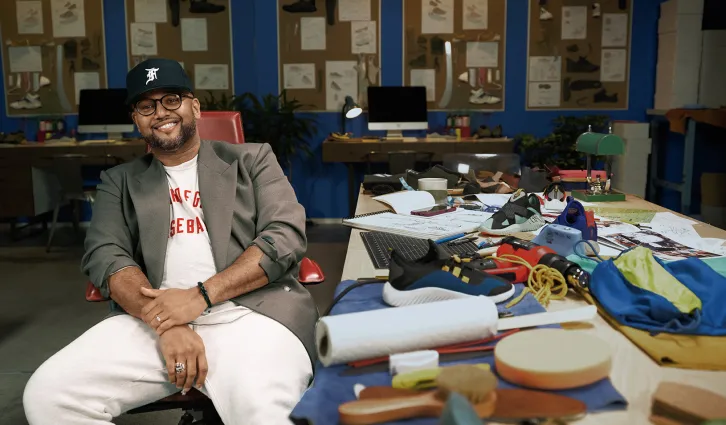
466,42,498,68
300,17,326,50
194,64,229,90
462,0,488,30
181,18,208,52
474,193,511,207
601,49,627,82
422,0,454,34
134,0,167,23
528,56,561,82
283,63,316,90
8,46,43,73
339,0,371,22
561,6,587,40
528,82,561,107
16,1,44,34
51,0,85,37
410,69,436,102
316,297,498,366
326,61,358,111
351,21,376,54
650,212,696,226
73,71,100,105
603,13,628,47
431,209,494,225
373,190,436,215
130,23,158,56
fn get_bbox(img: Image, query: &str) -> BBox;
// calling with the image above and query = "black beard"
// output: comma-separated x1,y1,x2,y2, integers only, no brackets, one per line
143,120,197,152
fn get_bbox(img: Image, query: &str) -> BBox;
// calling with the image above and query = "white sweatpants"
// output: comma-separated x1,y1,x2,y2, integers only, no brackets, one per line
23,306,312,425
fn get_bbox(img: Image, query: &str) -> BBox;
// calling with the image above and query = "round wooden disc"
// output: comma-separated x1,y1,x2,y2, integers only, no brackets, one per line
494,328,612,390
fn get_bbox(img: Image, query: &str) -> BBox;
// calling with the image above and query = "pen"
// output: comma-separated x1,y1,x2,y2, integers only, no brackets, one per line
435,233,466,244
447,236,477,246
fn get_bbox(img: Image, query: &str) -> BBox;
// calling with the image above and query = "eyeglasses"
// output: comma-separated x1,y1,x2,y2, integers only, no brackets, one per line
134,93,192,116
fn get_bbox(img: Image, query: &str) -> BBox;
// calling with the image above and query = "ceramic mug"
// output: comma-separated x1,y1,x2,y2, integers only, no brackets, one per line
418,178,448,204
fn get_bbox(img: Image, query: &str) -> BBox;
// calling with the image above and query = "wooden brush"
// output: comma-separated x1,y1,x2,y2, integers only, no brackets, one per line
359,386,587,421
338,364,497,425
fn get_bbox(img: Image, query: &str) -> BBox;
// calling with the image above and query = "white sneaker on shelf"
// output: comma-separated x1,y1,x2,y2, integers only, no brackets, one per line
592,2,601,17
458,71,469,84
10,93,41,109
540,7,553,20
40,76,51,87
469,88,501,105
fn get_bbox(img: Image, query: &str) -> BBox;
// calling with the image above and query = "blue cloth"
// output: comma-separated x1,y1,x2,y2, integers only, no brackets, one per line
291,281,627,425
591,256,726,336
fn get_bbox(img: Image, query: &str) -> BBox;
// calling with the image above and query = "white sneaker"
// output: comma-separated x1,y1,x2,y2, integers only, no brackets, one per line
10,93,41,109
40,76,51,87
469,88,501,105
458,71,469,84
592,2,601,17
540,7,553,20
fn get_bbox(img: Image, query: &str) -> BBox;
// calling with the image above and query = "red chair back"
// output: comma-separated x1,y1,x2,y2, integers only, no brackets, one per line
197,111,245,144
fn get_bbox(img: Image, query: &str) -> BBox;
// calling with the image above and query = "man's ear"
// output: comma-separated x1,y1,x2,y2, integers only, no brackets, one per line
192,98,201,119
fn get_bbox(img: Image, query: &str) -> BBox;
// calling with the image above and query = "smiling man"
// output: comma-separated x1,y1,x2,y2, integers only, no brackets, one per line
23,58,317,425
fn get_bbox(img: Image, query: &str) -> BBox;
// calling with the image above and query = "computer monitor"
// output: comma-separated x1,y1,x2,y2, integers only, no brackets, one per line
367,86,428,139
77,89,135,139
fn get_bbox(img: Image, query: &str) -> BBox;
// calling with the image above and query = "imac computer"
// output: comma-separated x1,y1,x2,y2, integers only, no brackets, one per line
367,86,428,140
77,89,135,140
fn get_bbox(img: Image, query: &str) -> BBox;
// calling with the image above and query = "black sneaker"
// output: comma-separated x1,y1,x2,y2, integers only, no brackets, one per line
480,189,545,235
383,240,515,306
190,0,225,13
282,0,316,13
566,56,600,73
594,88,618,103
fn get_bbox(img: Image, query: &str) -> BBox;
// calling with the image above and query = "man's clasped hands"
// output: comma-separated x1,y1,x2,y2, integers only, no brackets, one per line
139,286,210,395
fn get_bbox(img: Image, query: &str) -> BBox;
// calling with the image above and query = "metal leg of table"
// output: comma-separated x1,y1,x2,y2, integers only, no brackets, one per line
681,119,697,216
347,163,357,216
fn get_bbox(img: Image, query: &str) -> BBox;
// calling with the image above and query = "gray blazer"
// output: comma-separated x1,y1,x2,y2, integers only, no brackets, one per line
81,140,319,365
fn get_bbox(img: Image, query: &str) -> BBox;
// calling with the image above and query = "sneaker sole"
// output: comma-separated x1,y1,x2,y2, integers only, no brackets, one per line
382,281,515,307
481,214,546,235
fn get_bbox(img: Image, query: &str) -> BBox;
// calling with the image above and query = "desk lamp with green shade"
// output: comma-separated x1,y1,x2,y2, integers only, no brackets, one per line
341,96,362,135
571,126,627,202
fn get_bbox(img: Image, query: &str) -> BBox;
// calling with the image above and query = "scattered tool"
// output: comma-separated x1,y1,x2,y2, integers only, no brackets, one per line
358,386,587,422
338,364,497,425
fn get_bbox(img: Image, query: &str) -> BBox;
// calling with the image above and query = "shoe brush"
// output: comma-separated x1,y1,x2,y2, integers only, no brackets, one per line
392,363,490,391
338,364,497,425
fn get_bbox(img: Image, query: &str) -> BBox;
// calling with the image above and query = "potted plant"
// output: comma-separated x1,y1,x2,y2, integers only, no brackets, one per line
199,90,318,183
516,115,611,170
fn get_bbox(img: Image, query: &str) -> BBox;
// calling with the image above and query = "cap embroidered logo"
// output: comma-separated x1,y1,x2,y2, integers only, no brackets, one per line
145,67,159,85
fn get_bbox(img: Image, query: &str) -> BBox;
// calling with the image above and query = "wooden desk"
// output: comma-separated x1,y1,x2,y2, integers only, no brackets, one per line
342,188,726,424
0,140,146,219
322,137,514,216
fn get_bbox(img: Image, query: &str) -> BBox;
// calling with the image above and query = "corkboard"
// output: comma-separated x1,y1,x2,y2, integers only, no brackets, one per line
276,0,381,112
526,0,632,110
1,0,108,117
403,0,507,112
124,0,234,103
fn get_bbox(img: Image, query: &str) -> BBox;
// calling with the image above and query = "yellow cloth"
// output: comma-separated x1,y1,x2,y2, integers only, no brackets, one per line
581,290,726,371
613,247,702,314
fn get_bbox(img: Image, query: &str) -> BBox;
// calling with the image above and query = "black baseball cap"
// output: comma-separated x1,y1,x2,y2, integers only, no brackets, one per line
125,58,193,105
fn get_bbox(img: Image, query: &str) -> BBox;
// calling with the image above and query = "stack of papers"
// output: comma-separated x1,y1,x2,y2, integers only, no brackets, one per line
343,212,479,240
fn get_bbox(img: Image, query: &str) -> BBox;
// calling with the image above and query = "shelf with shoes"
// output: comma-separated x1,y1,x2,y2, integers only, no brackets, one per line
526,0,632,111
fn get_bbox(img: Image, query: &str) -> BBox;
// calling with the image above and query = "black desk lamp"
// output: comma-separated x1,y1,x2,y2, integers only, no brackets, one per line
341,96,362,134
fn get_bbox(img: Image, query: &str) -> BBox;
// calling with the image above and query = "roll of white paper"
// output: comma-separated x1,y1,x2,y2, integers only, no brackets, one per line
315,297,498,366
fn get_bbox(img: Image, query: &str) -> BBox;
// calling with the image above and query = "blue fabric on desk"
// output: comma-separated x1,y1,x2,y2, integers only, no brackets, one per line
290,281,627,425
591,257,726,336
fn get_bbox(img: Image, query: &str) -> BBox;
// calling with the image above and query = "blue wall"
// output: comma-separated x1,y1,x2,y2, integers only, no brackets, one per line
1,0,673,218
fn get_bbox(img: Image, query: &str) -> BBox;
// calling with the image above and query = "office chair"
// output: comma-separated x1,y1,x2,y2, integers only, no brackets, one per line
83,111,324,424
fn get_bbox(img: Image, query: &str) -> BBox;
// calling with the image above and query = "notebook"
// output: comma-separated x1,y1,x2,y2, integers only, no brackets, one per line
372,191,438,215
343,211,479,240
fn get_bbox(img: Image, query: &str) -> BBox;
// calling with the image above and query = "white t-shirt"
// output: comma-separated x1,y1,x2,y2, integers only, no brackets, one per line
160,155,251,325
161,155,218,290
